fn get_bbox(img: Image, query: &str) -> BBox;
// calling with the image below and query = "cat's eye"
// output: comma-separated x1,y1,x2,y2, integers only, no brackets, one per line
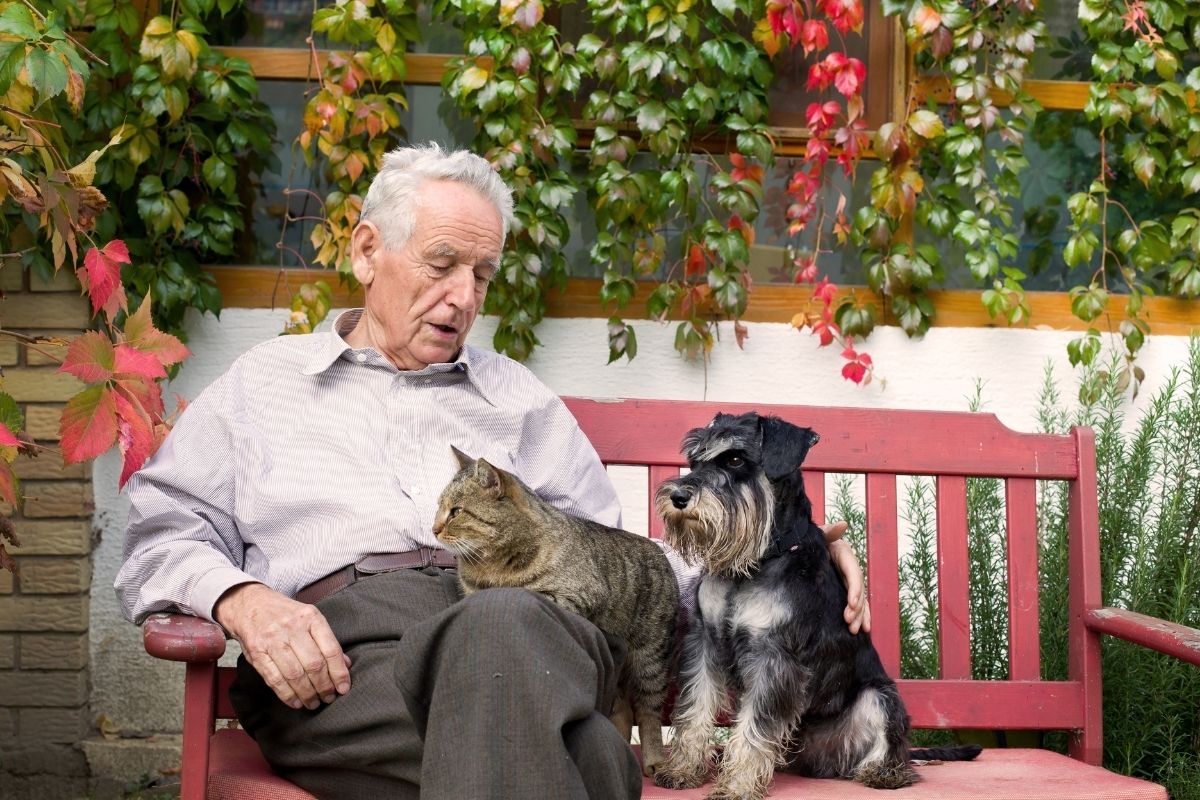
448,507,461,519
725,455,744,468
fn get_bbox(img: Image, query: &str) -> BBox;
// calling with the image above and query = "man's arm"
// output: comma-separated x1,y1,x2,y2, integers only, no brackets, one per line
119,372,351,710
823,521,871,634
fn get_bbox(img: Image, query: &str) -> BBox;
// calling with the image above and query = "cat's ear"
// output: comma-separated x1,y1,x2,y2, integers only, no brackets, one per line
451,445,474,470
473,458,506,498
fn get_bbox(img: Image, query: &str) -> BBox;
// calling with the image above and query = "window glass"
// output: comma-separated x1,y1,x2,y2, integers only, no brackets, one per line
1030,0,1092,80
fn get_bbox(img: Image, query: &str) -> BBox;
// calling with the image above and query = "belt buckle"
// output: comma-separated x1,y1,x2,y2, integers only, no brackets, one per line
416,546,434,568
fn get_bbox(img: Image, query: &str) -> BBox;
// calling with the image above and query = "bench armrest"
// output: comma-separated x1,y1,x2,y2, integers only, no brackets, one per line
143,612,227,662
1084,607,1200,667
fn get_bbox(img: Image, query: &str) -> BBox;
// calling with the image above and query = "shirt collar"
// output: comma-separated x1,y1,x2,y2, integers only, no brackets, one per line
300,309,496,406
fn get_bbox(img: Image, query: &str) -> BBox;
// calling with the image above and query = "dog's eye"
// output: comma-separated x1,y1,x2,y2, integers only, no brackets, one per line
725,455,745,468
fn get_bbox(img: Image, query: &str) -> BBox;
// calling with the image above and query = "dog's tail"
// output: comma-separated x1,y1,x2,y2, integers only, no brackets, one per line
909,744,983,762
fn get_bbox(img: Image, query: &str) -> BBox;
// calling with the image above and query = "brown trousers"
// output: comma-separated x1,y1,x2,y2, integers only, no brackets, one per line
229,567,642,799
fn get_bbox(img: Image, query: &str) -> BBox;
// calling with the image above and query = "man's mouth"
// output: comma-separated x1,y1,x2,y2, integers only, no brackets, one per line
429,322,458,336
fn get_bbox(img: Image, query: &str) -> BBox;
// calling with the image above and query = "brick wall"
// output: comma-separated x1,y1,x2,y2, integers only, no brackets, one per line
0,265,94,800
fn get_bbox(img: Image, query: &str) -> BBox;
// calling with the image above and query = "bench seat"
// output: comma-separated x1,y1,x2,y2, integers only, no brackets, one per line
207,728,1166,800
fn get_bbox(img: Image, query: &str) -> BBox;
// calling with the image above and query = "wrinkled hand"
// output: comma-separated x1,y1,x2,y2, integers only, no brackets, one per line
214,583,352,710
821,521,872,635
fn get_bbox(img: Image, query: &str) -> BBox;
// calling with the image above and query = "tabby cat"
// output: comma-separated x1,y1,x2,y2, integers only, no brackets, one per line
433,446,679,777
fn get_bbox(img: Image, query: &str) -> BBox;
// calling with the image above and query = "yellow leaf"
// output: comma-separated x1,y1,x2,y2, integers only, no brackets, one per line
176,30,202,60
142,15,173,37
66,131,123,188
676,0,693,13
460,66,490,93
647,6,666,25
753,18,781,58
907,109,944,139
790,312,808,329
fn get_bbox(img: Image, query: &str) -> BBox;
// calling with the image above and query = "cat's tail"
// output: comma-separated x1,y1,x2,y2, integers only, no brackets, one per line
909,744,983,762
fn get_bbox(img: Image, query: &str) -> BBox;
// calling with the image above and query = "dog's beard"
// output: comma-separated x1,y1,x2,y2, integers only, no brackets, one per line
657,474,774,577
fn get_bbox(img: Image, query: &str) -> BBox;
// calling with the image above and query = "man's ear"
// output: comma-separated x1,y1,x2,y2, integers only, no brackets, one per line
350,221,381,286
758,415,820,480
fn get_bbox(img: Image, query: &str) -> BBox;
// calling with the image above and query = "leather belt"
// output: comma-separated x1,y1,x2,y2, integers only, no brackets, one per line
295,548,458,605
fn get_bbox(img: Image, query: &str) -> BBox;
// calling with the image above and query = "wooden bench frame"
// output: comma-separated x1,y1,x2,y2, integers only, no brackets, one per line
142,397,1200,799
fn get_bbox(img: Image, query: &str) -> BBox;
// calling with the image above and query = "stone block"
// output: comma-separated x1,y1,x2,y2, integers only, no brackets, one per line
0,774,91,800
1,742,89,776
2,370,84,404
0,293,90,329
0,706,14,740
8,520,91,555
24,405,63,441
0,569,11,594
21,332,72,367
0,670,88,706
0,263,25,291
29,270,80,293
0,595,88,632
0,633,12,668
19,633,88,670
17,558,91,594
17,706,89,743
11,450,87,480
82,735,183,789
0,338,17,366
21,481,93,519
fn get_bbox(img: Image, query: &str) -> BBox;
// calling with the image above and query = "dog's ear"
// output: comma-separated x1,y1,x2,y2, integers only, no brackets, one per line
758,415,820,479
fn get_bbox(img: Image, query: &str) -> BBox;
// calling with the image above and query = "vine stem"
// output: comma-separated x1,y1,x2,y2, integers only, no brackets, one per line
0,329,65,364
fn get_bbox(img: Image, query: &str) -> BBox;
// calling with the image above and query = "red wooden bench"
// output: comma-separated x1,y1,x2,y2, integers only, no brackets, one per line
142,397,1200,800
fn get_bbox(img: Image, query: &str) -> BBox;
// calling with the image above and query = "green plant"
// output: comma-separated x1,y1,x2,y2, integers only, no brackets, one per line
0,0,277,568
890,341,1200,798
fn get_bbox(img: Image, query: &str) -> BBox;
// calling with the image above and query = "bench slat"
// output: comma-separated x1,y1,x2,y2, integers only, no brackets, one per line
564,398,1081,478
803,470,825,525
866,473,901,675
1007,478,1041,680
647,466,677,540
899,679,1085,729
937,476,972,679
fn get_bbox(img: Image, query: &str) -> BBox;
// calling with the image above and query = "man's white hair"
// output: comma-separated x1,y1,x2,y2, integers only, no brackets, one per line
359,142,515,251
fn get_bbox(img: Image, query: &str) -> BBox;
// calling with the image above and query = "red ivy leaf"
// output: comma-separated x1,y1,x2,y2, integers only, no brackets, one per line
685,244,707,278
0,461,15,506
799,19,829,55
114,344,167,381
60,331,116,384
841,360,867,383
122,294,190,368
0,425,19,448
78,241,130,319
116,377,166,421
113,390,155,489
60,385,119,464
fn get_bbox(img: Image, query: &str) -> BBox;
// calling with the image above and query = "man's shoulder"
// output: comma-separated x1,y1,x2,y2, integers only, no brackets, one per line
463,345,557,407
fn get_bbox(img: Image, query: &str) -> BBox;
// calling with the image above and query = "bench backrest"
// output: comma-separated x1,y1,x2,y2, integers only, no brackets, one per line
210,397,1103,764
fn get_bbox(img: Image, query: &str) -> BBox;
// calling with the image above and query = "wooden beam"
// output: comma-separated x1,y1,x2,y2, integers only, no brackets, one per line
213,47,457,85
205,267,1200,335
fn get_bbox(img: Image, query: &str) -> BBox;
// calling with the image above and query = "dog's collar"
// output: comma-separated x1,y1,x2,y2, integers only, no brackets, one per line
761,526,808,561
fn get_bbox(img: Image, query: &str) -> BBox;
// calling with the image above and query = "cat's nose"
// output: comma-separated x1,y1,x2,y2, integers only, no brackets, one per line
670,487,693,510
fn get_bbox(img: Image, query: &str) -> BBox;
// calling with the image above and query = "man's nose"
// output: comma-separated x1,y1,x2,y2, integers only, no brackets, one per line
445,266,478,309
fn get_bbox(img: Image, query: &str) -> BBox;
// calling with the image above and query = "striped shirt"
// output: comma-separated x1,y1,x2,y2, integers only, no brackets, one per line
115,309,626,625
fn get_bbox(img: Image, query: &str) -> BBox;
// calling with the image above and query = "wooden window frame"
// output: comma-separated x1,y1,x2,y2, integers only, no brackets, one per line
208,24,1200,334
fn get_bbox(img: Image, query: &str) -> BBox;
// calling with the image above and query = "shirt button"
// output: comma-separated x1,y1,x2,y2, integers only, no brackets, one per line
423,378,431,384
355,353,367,363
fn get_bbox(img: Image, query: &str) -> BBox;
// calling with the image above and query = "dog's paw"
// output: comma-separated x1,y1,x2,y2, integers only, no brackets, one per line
653,764,708,790
705,785,765,800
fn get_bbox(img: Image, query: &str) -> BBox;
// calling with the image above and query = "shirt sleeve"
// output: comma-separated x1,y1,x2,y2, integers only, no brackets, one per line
513,393,623,529
114,370,258,625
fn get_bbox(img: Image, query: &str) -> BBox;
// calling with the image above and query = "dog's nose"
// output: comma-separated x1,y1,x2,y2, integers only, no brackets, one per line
670,487,693,509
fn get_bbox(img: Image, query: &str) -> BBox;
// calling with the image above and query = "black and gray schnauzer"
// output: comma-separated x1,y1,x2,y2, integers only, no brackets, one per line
653,412,979,800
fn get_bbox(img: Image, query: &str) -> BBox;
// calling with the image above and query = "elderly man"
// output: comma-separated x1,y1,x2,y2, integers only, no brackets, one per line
117,143,868,799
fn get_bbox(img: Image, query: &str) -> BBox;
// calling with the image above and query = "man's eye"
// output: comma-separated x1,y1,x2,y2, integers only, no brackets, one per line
726,456,744,468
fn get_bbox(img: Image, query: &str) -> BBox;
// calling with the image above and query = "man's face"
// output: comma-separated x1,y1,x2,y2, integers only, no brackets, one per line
349,180,503,370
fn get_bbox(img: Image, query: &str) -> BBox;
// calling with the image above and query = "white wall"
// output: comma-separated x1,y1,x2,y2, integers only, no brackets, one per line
88,307,1197,732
